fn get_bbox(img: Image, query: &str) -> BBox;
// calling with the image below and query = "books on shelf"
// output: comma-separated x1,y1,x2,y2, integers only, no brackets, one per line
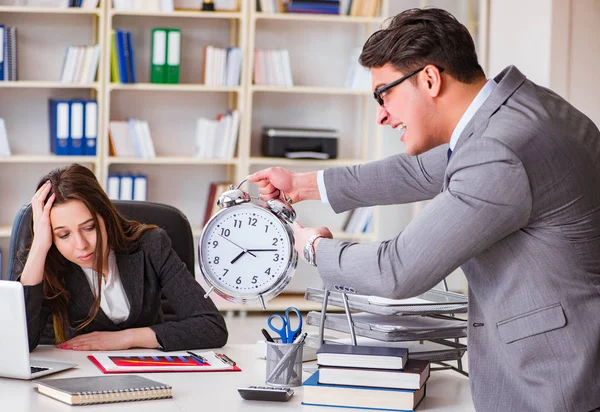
253,49,293,86
108,119,156,158
110,29,136,84
0,119,11,156
107,174,147,201
316,343,408,370
194,110,240,159
60,44,100,84
203,46,242,87
6,0,99,8
35,375,172,405
0,25,18,81
287,0,340,15
48,99,97,156
347,0,380,16
302,370,426,411
151,28,181,84
113,0,173,12
318,359,430,390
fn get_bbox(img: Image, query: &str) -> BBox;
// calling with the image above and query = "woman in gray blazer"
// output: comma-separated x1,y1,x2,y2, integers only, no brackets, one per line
18,163,228,352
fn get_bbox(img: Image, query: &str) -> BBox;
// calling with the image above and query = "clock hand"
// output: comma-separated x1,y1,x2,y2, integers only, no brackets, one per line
246,249,278,252
230,251,246,264
218,234,257,257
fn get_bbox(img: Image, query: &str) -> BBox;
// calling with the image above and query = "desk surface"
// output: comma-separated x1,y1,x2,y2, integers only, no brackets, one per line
1,345,475,411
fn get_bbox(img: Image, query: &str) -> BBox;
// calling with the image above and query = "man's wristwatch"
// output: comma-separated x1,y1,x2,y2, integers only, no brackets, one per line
304,234,324,267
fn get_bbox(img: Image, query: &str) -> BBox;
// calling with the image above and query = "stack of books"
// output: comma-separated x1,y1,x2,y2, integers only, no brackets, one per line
302,344,429,411
287,0,340,14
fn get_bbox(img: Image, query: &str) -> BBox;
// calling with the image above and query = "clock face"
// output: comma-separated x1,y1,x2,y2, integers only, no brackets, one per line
199,205,294,298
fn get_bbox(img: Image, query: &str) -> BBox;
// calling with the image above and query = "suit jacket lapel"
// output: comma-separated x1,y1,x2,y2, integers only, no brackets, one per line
443,66,528,191
65,264,115,329
116,250,145,326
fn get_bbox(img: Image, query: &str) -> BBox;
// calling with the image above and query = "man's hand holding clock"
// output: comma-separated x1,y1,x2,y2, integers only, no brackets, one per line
248,168,333,267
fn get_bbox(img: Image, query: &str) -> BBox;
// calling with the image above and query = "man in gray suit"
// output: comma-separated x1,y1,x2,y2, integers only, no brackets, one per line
248,8,600,412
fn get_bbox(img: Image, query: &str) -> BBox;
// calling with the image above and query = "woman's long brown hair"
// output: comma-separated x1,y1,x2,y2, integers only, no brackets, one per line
17,164,157,343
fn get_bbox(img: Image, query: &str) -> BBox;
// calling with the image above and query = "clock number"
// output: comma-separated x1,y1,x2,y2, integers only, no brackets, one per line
212,241,218,248
233,219,242,228
272,238,278,246
264,225,269,233
236,277,242,285
264,268,271,275
223,268,229,276
248,217,257,226
251,276,258,284
214,257,220,264
220,228,230,237
273,254,280,262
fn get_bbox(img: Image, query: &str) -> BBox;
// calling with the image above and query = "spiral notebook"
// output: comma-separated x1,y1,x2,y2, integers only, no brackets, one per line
35,375,172,405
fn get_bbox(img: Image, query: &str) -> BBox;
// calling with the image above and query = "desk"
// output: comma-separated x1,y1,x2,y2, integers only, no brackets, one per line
1,345,475,411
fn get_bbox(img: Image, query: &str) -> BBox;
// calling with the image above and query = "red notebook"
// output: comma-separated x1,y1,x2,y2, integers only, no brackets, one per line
88,351,241,374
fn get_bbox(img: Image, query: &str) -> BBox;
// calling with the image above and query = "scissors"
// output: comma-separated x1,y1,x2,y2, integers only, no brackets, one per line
267,307,302,343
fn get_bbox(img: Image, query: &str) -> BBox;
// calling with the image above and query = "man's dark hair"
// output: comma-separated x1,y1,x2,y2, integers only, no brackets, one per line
360,8,485,84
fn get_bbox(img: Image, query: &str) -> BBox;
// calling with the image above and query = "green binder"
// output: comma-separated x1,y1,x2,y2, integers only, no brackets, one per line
165,29,181,84
150,28,167,84
110,30,120,83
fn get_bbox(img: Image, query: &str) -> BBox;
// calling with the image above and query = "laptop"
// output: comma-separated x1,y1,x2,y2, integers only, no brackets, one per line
0,280,76,380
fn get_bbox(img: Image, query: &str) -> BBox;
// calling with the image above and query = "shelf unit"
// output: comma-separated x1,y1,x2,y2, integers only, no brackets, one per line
0,0,391,307
0,1,107,280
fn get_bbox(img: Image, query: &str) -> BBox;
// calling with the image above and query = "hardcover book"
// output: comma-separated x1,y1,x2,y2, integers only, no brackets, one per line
302,371,426,411
318,359,430,390
316,343,408,370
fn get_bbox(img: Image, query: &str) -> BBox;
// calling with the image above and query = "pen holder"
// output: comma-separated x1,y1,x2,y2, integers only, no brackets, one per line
265,341,304,387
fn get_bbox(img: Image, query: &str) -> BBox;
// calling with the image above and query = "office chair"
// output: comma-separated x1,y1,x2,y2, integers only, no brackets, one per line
6,200,196,343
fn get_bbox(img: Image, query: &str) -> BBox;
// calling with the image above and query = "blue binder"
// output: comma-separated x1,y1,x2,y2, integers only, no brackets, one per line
84,100,97,156
116,30,129,83
48,99,71,156
69,101,84,155
0,25,5,81
126,31,136,83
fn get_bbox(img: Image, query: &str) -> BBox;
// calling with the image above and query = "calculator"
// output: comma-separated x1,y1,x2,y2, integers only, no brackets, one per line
237,386,294,402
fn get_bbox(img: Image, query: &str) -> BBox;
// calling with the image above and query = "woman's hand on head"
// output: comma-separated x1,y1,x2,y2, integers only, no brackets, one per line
57,330,134,351
31,181,56,253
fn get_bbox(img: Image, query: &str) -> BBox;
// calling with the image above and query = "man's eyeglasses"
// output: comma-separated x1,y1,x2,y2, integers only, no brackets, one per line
373,66,445,107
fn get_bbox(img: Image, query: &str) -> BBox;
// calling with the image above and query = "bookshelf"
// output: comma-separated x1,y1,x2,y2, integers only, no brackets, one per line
0,0,480,303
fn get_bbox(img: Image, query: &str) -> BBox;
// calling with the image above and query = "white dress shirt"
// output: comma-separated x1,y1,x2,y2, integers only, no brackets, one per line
81,250,131,324
317,79,498,204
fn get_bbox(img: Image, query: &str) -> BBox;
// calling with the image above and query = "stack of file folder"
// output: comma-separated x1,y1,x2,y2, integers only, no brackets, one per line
304,287,468,375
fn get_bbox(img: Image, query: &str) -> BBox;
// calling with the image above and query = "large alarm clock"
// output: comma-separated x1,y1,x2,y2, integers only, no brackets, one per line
198,180,298,309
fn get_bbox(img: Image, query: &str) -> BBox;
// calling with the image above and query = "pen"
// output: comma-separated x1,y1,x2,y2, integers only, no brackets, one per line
215,352,236,366
261,328,275,343
186,351,208,363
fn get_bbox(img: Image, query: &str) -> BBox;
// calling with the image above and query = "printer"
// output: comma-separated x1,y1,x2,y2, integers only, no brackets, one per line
261,126,339,159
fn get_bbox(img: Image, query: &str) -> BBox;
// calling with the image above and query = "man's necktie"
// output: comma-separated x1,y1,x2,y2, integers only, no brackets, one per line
447,148,453,162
